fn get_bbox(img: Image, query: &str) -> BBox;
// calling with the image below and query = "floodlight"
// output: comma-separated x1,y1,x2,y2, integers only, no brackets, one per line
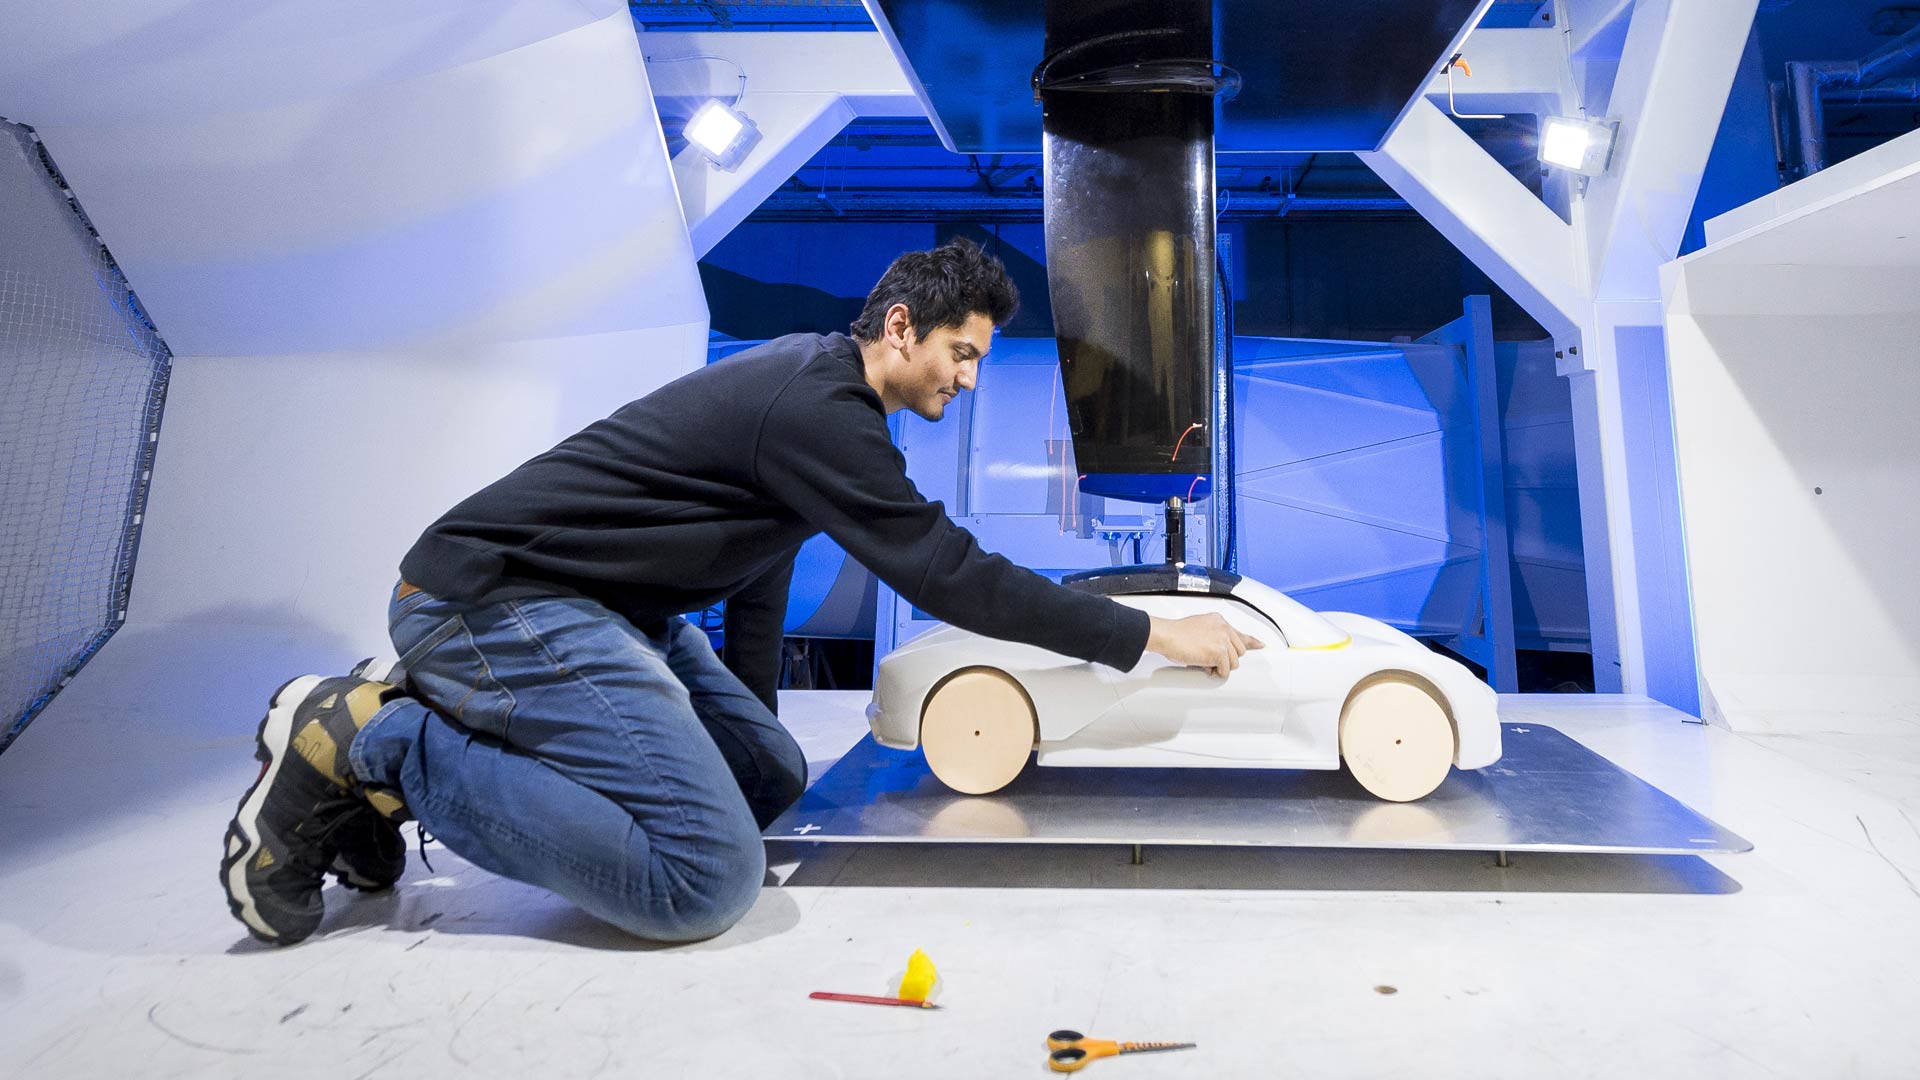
685,99,761,171
1539,115,1619,177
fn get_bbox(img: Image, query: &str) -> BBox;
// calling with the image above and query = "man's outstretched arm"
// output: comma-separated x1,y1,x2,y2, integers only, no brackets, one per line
755,379,1259,675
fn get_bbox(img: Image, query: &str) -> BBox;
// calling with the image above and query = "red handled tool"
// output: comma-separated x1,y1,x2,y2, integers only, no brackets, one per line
808,991,939,1009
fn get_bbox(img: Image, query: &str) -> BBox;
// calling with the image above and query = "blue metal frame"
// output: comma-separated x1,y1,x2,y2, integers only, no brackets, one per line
1419,296,1517,691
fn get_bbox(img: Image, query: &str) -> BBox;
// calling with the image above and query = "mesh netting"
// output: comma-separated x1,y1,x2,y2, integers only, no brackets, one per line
0,121,170,752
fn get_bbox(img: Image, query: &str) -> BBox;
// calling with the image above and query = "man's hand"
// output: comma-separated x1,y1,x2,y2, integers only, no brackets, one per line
1146,613,1266,677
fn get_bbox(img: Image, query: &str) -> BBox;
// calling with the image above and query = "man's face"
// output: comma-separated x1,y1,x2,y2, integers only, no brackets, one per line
899,312,993,421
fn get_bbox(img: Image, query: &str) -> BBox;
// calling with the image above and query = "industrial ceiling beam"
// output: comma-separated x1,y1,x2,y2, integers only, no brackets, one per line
1584,0,1765,303
1560,0,1759,713
1360,99,1586,338
645,31,921,256
1364,0,1761,710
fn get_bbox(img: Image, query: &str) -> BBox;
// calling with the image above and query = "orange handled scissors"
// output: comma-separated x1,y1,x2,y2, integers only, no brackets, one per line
1046,1029,1197,1072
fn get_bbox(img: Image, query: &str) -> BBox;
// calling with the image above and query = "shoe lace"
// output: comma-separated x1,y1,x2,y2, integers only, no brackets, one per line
291,792,375,874
416,825,437,874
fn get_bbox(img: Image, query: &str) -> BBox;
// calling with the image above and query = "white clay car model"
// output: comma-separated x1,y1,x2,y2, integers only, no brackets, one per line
867,564,1501,801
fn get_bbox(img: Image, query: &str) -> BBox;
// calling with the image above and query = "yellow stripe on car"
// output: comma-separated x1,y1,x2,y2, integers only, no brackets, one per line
1291,636,1353,651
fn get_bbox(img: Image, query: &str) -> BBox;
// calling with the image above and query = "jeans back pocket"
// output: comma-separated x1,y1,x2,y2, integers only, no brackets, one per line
393,610,517,741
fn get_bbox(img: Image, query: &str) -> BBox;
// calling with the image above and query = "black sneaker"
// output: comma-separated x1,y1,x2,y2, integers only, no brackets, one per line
219,667,405,944
329,807,407,892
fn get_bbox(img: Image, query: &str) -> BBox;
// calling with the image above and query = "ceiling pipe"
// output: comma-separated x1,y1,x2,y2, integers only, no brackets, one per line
1787,23,1920,176
1788,61,1845,175
1823,78,1920,106
1859,21,1920,85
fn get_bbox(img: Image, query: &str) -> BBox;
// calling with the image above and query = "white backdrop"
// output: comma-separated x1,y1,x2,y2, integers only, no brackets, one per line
133,325,707,650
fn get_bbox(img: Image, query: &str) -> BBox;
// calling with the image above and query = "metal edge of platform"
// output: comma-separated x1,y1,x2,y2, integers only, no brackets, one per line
766,723,1753,856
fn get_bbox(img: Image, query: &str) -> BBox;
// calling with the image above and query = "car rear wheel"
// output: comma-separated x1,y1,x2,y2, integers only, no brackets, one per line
1339,676,1455,802
920,667,1036,795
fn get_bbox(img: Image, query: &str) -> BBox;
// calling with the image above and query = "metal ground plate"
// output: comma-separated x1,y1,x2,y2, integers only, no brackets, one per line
767,723,1752,855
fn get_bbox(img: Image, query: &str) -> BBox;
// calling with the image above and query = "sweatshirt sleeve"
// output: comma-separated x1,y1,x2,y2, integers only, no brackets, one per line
755,374,1150,671
721,550,796,716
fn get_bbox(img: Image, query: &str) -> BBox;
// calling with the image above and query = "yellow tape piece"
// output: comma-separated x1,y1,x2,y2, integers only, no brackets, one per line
898,948,938,1002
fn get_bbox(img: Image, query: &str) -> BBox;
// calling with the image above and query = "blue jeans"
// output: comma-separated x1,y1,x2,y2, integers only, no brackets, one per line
347,583,806,942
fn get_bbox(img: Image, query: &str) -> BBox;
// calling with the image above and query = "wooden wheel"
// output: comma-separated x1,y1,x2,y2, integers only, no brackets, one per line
920,667,1035,795
1339,676,1455,802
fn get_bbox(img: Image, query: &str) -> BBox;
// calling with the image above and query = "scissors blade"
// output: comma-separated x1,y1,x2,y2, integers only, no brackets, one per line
1119,1041,1197,1054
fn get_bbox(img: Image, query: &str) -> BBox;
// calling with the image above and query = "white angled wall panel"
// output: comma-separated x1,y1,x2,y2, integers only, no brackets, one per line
10,9,702,357
1664,130,1920,734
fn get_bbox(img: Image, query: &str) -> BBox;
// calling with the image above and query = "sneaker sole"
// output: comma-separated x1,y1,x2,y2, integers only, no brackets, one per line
332,857,397,892
220,673,323,943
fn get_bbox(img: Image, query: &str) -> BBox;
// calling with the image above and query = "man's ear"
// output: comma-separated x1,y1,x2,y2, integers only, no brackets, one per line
886,303,915,348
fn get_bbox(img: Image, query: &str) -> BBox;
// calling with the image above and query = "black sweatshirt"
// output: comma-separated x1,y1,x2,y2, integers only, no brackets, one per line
399,332,1152,711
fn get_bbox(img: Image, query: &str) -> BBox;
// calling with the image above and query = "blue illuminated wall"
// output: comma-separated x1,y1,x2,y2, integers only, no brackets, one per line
1229,335,1584,649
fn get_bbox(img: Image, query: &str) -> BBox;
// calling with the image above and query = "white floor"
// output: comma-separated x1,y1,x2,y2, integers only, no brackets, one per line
5,627,1920,1079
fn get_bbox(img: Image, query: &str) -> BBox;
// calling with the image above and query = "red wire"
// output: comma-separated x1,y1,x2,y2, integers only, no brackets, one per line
1186,475,1201,502
1170,422,1203,462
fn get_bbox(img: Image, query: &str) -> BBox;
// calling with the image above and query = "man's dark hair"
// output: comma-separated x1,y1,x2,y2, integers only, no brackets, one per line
849,238,1019,343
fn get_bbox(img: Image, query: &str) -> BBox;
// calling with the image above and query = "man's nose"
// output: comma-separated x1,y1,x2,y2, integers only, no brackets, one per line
955,362,977,391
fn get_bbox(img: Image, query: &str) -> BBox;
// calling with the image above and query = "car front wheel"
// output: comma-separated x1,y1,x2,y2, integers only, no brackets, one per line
1338,676,1456,802
919,667,1036,795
